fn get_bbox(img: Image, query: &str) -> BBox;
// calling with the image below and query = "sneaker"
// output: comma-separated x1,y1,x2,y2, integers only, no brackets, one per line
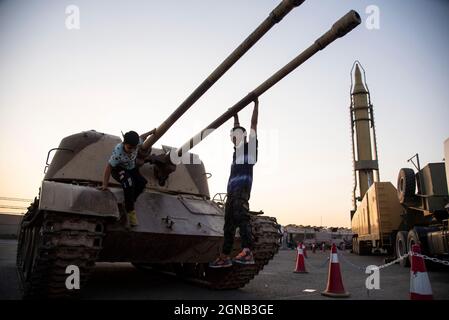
128,210,139,227
209,254,232,268
233,249,255,265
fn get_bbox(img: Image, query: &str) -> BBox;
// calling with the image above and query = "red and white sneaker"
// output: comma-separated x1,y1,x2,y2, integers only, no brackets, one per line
209,254,232,268
233,249,255,265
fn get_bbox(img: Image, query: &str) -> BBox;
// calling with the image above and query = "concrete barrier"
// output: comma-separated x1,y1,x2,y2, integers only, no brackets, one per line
0,213,22,239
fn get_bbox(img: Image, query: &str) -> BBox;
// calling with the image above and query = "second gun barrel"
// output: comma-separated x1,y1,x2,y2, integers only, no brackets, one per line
141,0,306,151
175,10,361,158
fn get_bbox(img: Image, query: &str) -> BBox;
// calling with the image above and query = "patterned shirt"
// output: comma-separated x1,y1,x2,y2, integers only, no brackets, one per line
108,138,143,170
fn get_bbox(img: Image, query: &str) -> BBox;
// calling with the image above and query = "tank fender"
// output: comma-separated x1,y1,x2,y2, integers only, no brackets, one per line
39,181,120,218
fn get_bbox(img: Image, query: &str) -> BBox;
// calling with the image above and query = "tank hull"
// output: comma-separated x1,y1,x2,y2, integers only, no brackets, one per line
99,232,226,264
16,187,281,298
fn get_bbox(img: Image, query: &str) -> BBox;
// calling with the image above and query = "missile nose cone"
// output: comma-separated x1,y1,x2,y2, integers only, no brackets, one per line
352,63,368,94
354,63,362,83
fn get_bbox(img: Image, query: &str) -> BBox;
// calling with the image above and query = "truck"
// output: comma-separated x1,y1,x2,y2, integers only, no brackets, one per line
351,138,449,266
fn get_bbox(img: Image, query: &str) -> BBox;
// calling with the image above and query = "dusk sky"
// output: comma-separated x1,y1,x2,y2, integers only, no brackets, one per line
0,0,448,227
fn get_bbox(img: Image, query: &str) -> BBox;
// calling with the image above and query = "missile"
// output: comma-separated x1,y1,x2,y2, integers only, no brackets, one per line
350,62,380,215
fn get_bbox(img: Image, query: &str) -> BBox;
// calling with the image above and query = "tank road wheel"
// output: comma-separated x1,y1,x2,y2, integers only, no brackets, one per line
16,211,104,299
397,168,416,205
395,231,410,268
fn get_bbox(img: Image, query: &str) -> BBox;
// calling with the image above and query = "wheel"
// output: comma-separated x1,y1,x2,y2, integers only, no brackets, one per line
407,229,421,265
396,231,410,267
397,168,416,204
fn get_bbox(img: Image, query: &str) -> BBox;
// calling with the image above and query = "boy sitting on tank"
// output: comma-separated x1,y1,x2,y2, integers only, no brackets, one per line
210,99,259,268
100,129,155,227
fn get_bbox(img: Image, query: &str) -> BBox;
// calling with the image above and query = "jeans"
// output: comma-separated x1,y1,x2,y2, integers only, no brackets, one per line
222,196,253,255
111,166,147,212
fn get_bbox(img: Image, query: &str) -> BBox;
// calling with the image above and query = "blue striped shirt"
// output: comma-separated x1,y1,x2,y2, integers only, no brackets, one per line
227,133,258,197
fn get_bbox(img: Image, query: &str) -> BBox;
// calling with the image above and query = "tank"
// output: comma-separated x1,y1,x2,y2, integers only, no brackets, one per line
16,5,361,298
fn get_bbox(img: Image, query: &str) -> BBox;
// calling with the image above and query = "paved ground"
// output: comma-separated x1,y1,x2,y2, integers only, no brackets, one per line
1,239,448,300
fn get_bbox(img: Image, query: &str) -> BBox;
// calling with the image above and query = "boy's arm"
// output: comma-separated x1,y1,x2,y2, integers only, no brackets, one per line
233,113,240,128
250,98,259,133
100,164,112,190
140,128,157,141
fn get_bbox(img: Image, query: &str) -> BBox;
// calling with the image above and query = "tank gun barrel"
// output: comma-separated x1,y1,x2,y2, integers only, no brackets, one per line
141,0,306,152
174,10,361,158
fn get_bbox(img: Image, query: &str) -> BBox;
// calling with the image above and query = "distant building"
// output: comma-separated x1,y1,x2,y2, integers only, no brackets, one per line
281,225,353,249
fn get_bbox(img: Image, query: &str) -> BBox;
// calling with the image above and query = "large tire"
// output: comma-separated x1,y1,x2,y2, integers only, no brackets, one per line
397,168,416,204
396,231,410,267
407,229,420,266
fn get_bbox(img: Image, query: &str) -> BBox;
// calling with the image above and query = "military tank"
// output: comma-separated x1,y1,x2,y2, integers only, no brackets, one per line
16,1,361,298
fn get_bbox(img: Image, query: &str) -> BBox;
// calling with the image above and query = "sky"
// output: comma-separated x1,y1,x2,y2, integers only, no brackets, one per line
0,0,448,227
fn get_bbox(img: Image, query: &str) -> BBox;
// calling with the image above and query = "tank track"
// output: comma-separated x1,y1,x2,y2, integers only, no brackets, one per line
16,205,104,299
144,215,282,290
17,204,280,296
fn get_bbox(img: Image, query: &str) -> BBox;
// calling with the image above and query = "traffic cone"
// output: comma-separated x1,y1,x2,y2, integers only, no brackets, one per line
293,243,307,273
321,244,350,298
410,244,433,300
302,243,308,258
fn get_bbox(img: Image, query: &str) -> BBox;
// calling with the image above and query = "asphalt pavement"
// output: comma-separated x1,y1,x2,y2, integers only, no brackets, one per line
1,239,448,300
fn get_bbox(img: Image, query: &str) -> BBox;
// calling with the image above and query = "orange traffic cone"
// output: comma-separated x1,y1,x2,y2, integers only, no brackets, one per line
301,243,308,258
410,244,433,300
321,244,350,298
293,243,307,273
